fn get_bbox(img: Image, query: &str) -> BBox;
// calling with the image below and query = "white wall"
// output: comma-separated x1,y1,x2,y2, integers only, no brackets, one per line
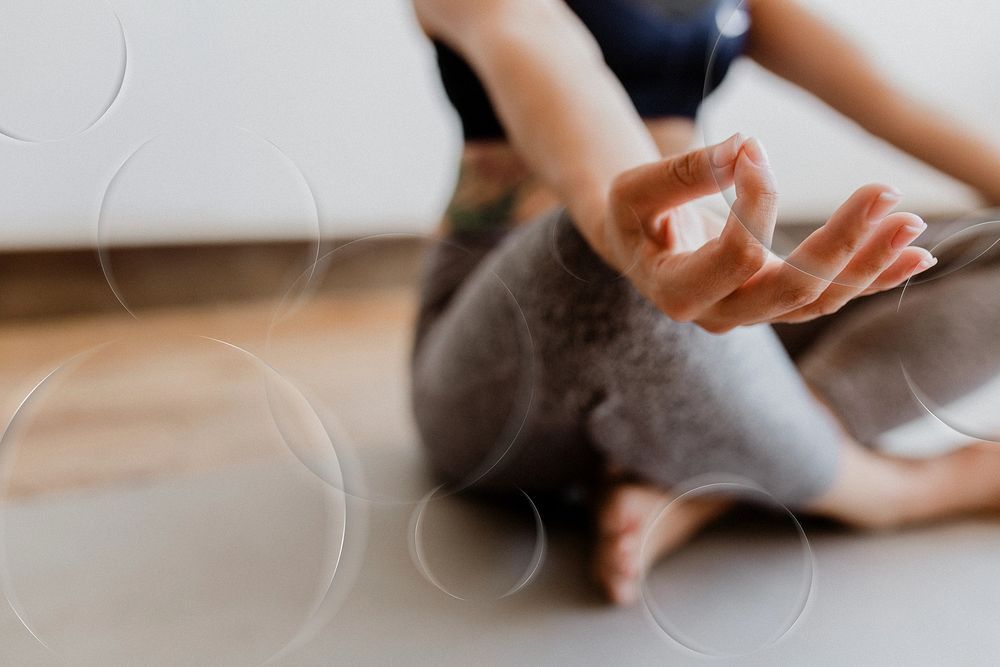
0,0,458,249
1,0,998,250
700,0,1000,221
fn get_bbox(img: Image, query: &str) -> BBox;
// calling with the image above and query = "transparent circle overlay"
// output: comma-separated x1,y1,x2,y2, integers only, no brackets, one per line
703,0,786,261
97,127,321,323
408,485,545,601
549,207,643,285
897,214,1000,443
703,0,940,289
0,0,126,143
264,233,536,505
639,479,814,657
0,333,348,664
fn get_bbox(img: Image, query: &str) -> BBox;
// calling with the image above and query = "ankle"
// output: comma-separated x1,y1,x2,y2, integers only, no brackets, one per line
817,455,922,530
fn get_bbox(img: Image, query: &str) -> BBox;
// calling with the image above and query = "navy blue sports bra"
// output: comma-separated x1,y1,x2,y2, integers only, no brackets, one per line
433,0,750,140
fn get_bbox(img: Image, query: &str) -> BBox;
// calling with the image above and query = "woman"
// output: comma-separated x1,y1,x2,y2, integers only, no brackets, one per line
410,0,1000,604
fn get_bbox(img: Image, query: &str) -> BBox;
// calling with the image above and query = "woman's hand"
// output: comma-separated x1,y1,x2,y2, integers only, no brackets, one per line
605,135,937,333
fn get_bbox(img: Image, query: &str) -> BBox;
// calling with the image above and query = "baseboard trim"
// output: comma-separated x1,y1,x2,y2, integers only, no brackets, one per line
0,237,427,321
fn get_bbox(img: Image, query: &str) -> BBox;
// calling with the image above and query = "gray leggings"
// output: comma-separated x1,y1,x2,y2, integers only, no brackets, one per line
410,208,1000,506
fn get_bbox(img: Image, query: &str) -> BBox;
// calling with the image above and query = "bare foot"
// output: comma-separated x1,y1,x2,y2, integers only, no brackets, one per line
593,481,731,605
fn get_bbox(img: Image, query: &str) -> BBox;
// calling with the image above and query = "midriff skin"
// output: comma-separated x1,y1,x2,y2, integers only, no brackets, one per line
441,117,695,234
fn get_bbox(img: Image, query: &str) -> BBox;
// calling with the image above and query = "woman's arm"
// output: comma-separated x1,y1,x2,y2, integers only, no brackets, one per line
414,0,935,332
415,0,662,263
747,0,1000,205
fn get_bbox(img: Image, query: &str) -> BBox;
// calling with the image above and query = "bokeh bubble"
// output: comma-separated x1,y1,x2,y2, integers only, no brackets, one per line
639,479,813,657
97,126,321,330
0,331,348,665
264,232,536,505
408,485,545,602
896,214,1000,444
702,0,815,277
548,205,650,286
0,0,126,142
701,0,993,287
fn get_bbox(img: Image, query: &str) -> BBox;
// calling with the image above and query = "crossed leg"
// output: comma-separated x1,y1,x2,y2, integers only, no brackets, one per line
594,220,1000,604
594,432,1000,605
412,207,1000,606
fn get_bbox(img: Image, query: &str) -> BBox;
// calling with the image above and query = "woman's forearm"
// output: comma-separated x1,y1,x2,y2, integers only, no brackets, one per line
865,94,1000,204
748,0,1000,204
415,0,661,266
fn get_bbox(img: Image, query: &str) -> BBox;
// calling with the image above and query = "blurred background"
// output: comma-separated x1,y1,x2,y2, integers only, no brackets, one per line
1,0,999,664
1,0,998,251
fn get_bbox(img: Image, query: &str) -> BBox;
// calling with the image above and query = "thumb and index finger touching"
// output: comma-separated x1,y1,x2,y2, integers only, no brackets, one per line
611,133,776,251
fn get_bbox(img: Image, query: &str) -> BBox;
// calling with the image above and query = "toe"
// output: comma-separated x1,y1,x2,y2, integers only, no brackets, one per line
611,532,640,577
607,575,640,606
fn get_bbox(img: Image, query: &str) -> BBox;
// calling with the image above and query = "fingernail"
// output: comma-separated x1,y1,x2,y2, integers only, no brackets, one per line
915,256,938,272
868,188,902,222
742,137,769,166
711,132,743,167
891,219,927,250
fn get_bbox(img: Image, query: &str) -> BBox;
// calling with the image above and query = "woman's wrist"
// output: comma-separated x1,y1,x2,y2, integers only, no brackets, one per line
566,183,632,273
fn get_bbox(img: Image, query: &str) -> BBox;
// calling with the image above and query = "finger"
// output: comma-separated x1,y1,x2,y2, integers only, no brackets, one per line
860,247,937,295
711,183,902,323
651,140,775,320
612,133,742,229
775,213,928,322
783,183,901,280
718,136,780,248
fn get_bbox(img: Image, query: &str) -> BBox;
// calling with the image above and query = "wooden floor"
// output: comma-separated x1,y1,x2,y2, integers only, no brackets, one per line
0,286,418,500
0,220,937,502
5,236,1000,666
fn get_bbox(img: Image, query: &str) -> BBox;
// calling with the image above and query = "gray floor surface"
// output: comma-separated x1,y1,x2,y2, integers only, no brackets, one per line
1,425,999,666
